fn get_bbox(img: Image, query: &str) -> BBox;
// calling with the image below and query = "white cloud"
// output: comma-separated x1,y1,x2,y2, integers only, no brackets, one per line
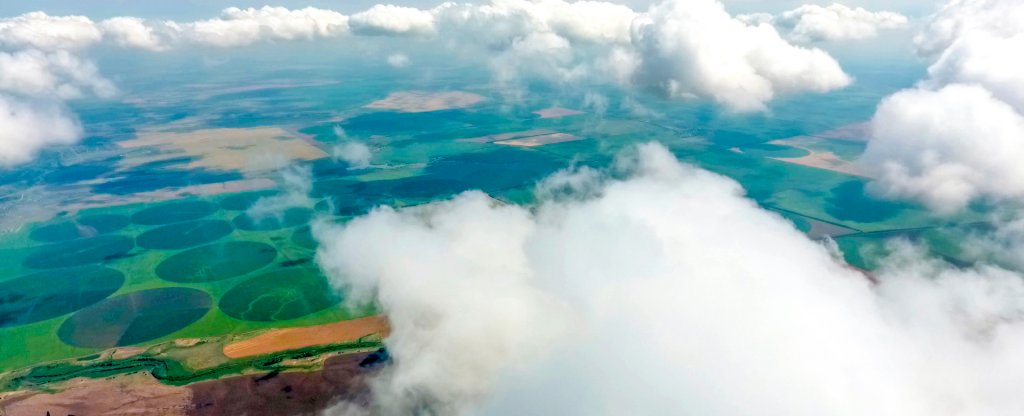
861,84,1024,213
349,4,436,37
860,0,1024,213
913,0,1024,57
0,12,102,51
2,1,851,114
629,0,852,111
317,142,1024,415
963,214,1024,271
170,6,350,47
386,53,410,68
922,29,1024,112
526,0,637,44
374,0,851,111
0,12,116,168
430,0,635,46
100,17,167,51
330,126,373,169
0,96,82,167
0,50,116,99
335,0,849,111
742,3,908,42
247,164,313,220
333,141,373,169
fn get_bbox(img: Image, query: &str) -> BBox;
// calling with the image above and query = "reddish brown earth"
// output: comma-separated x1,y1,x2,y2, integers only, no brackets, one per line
0,353,376,416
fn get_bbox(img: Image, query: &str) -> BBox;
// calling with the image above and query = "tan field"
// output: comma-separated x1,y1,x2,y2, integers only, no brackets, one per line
0,353,376,416
223,316,390,359
62,178,276,213
768,138,872,179
366,91,485,113
494,133,584,147
457,129,557,144
117,127,328,173
458,129,585,147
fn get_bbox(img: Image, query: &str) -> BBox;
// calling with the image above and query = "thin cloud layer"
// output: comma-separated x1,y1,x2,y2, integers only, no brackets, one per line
316,143,1024,415
860,0,1024,213
0,14,114,167
332,126,373,169
741,3,908,42
0,38,111,165
247,164,314,220
0,96,81,166
0,50,115,99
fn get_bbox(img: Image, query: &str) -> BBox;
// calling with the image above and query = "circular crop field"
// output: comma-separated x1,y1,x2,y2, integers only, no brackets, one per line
29,214,131,243
291,227,317,250
219,268,340,322
0,266,124,328
23,235,134,269
136,219,232,250
232,207,312,231
219,191,278,211
131,200,218,225
155,241,277,283
58,287,212,348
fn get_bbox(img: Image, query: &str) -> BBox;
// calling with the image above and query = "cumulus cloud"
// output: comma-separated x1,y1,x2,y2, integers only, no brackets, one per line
0,50,115,99
333,0,848,111
913,0,1024,57
0,12,102,51
860,0,1024,213
0,96,81,167
0,48,113,167
629,0,851,111
349,5,435,37
169,6,350,47
317,142,1024,415
741,3,908,43
3,1,851,114
430,0,636,47
861,84,1024,213
922,26,1024,112
100,17,167,51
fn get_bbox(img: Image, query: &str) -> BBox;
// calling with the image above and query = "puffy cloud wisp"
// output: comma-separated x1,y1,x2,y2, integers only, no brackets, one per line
629,0,852,111
742,3,908,42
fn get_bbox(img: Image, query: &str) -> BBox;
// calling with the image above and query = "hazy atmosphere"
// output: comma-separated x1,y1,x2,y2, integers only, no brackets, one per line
1,0,1023,415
